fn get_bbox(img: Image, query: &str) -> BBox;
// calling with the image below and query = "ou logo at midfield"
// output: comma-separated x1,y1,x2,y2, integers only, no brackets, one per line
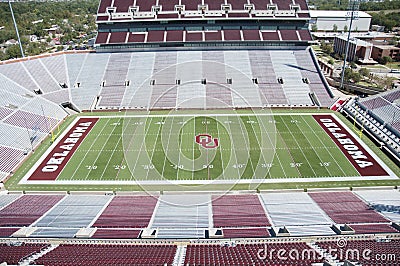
195,134,219,149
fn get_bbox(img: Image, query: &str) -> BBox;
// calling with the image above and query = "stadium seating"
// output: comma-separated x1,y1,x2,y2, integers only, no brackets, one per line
316,239,400,265
0,62,40,93
42,89,70,104
0,60,68,179
92,196,158,228
184,242,324,265
0,194,20,209
0,146,24,174
30,228,80,238
34,195,111,229
97,53,131,108
0,123,46,151
293,49,334,106
4,110,58,133
0,195,64,227
121,52,155,108
23,59,60,93
35,243,177,266
150,194,210,238
0,227,19,237
0,49,333,112
259,192,333,227
349,223,399,234
309,192,389,224
0,243,49,265
383,90,400,103
212,194,271,227
355,189,400,222
0,191,399,240
65,53,87,88
70,53,109,110
358,89,400,132
41,55,69,86
0,73,33,109
342,98,400,158
0,107,14,120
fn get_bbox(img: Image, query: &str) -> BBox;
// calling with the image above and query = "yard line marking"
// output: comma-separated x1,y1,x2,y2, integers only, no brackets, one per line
279,116,318,177
300,115,348,177
215,116,226,180
176,116,186,180
237,115,255,178
223,115,241,179
147,116,165,181
98,121,123,181
247,115,272,180
64,118,110,181
275,123,300,178
128,117,151,181
255,115,288,178
84,118,122,181
290,114,333,177
160,116,176,181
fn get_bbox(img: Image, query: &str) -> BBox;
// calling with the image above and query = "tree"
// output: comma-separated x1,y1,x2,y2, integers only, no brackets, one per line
333,24,338,32
378,56,393,65
321,42,333,55
328,59,334,65
343,68,353,83
311,24,318,32
5,44,22,59
343,68,361,83
359,68,370,77
352,72,361,83
344,25,348,32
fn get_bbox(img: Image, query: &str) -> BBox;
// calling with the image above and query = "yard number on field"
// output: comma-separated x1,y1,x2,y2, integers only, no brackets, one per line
290,162,303,168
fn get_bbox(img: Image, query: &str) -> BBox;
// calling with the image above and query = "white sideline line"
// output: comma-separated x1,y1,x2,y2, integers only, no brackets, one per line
76,113,334,119
19,174,398,186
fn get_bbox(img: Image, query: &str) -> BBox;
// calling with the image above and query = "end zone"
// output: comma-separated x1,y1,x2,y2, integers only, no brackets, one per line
313,114,390,177
27,118,98,181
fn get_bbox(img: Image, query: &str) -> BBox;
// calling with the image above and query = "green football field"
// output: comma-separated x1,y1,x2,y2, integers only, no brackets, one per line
55,113,360,182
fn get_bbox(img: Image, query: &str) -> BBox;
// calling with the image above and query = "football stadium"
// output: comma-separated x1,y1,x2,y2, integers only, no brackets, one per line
0,0,400,265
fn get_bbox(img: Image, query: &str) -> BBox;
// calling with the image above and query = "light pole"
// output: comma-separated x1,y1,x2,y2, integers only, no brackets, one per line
340,0,359,89
8,0,25,58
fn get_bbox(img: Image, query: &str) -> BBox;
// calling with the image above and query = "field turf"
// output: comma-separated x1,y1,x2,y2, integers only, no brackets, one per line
55,114,360,182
